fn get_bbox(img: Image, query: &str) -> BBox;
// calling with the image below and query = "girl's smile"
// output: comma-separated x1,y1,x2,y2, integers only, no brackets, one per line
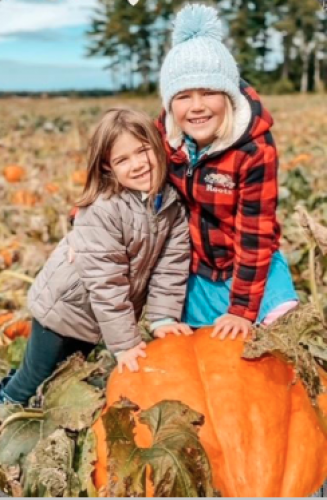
109,132,158,192
188,116,212,125
171,89,227,148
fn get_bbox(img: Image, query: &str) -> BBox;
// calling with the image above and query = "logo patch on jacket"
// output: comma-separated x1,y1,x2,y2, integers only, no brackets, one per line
204,173,235,194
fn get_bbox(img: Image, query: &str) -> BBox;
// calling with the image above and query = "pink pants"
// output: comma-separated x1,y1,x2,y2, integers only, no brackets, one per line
262,301,298,325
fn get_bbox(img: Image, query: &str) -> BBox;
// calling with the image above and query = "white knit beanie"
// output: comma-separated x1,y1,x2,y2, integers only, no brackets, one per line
160,3,241,111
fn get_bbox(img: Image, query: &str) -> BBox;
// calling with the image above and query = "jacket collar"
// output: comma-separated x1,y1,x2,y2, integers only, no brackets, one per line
119,184,178,214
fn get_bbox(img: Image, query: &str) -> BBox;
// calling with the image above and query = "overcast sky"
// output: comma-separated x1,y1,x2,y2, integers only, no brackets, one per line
0,0,112,91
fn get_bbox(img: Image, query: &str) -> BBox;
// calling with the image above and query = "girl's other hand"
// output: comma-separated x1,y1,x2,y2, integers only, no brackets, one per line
211,314,252,340
117,341,147,374
153,322,193,338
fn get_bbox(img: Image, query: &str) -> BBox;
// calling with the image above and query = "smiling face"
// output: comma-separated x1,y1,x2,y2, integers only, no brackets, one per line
108,132,158,192
171,89,227,149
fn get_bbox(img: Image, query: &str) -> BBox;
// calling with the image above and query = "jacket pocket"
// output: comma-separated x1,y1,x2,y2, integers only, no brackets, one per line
61,279,87,303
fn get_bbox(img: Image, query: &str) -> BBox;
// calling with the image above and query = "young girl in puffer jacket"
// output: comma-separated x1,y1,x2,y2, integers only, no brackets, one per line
0,107,191,406
156,3,298,339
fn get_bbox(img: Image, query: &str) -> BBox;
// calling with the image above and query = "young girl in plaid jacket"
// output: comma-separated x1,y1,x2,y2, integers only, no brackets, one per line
156,3,298,339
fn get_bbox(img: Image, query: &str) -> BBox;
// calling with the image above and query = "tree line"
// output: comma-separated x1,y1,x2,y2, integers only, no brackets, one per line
86,0,327,94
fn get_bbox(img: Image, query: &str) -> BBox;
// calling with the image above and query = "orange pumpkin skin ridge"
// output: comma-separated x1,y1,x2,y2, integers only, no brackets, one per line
93,328,327,497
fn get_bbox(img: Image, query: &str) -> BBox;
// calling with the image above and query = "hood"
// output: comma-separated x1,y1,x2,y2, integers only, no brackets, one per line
157,80,274,158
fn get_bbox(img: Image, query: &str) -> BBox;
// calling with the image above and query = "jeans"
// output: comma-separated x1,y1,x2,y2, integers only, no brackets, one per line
2,318,94,405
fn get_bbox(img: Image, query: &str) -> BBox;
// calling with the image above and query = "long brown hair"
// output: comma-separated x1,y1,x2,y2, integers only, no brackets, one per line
76,107,167,207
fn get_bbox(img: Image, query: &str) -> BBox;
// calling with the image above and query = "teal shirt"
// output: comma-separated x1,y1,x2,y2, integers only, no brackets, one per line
184,134,211,167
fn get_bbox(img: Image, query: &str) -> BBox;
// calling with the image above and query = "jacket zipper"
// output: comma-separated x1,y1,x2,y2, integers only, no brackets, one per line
156,193,178,216
183,152,231,268
184,145,237,200
133,194,176,301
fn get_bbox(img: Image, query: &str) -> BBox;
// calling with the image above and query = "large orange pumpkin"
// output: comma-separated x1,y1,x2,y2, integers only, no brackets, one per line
93,328,327,497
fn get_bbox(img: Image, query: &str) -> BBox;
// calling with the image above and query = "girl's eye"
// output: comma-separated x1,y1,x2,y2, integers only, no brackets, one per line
139,147,151,154
176,94,190,100
115,157,126,165
204,91,217,96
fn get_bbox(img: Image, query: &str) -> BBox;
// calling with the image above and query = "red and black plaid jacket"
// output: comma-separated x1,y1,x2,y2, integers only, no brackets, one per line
156,81,281,322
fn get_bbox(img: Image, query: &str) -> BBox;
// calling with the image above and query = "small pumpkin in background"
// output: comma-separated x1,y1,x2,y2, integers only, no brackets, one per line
71,170,87,186
0,312,14,327
3,165,26,183
3,320,31,340
0,240,20,269
45,183,59,194
11,190,38,206
0,311,31,341
93,328,327,498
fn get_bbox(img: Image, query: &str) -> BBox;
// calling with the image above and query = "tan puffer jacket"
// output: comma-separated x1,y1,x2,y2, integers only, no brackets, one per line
28,186,190,353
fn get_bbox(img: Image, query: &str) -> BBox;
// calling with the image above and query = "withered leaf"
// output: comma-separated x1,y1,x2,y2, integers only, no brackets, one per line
86,348,116,390
23,429,79,497
39,354,105,431
0,403,23,427
75,427,98,497
0,346,11,381
0,408,55,466
295,206,327,255
243,303,325,403
102,398,146,497
140,400,213,498
0,464,22,497
102,399,214,498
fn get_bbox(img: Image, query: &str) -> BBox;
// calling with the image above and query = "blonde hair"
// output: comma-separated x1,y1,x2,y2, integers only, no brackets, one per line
167,93,234,147
76,107,167,207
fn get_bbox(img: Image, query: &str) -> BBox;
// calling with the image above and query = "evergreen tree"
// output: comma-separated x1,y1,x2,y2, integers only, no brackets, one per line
219,0,275,88
86,0,326,93
273,0,326,91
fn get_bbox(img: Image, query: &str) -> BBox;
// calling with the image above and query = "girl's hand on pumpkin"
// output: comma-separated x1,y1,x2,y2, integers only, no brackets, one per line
211,314,252,340
117,341,147,374
153,322,193,338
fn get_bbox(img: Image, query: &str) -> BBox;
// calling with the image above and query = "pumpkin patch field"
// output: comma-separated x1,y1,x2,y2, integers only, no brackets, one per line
0,94,327,497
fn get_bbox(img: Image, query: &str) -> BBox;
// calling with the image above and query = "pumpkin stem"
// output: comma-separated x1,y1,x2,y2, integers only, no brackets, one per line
0,409,44,434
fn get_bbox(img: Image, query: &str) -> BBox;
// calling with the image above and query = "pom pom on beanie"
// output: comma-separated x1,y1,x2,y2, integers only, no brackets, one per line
172,4,223,45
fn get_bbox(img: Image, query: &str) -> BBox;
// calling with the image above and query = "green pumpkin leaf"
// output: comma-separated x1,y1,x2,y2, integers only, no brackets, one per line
140,400,214,498
7,337,27,369
39,354,105,432
102,398,146,497
102,399,214,498
75,428,98,497
0,337,27,379
0,408,55,466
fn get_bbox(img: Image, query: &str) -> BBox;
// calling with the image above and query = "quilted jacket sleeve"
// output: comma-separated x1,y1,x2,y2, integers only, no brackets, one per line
69,203,142,353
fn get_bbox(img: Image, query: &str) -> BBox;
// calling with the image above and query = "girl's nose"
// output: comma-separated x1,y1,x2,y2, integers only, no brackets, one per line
130,155,145,171
190,93,205,111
